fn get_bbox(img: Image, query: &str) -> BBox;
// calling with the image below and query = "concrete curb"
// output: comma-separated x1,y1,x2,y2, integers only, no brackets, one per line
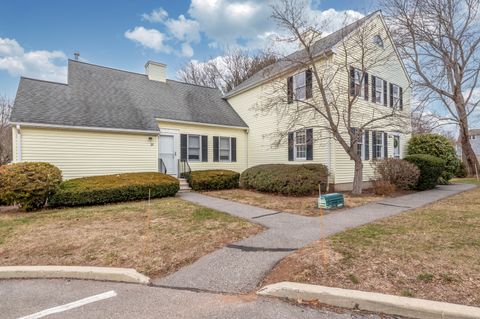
0,266,150,285
257,282,480,319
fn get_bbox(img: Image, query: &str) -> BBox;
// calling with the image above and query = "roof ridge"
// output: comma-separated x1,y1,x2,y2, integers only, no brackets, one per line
20,76,68,86
68,59,149,78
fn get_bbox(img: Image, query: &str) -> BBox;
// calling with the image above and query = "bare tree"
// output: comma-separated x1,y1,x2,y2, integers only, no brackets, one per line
382,0,480,175
0,96,12,165
178,48,277,93
257,0,409,194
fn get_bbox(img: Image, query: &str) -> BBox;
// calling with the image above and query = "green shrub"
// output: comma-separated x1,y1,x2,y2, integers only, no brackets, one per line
49,172,179,207
374,158,420,190
404,154,445,190
240,164,329,196
188,170,239,191
455,161,468,178
0,162,62,211
407,134,460,184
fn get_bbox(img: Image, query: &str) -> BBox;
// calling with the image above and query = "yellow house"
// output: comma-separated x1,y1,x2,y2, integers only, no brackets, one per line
10,11,411,190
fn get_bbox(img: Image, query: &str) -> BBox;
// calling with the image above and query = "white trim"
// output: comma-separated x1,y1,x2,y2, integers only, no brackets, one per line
156,118,248,130
9,122,159,135
16,124,22,162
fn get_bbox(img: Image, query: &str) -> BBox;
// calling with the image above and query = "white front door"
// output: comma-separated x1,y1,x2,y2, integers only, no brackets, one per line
159,135,177,176
393,135,401,158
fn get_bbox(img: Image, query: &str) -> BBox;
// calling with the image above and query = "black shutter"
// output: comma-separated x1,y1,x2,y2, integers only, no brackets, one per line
389,83,394,108
383,80,388,106
305,69,313,99
180,134,188,160
364,73,369,100
201,135,208,162
288,132,294,161
231,137,237,162
371,76,376,103
213,136,219,162
349,66,355,96
372,131,377,160
399,87,403,110
365,130,370,160
287,76,293,103
384,132,388,158
306,128,313,160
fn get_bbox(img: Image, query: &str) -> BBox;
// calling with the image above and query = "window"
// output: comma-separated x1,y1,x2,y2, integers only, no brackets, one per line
393,135,401,158
293,72,306,100
219,137,231,161
354,69,363,97
375,77,384,104
373,35,384,48
356,132,364,159
188,135,201,161
375,132,384,159
392,84,400,107
295,130,307,160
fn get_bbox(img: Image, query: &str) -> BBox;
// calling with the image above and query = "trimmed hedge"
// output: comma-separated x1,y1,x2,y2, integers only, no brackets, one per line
404,154,445,190
407,134,460,184
240,164,329,196
0,162,62,211
188,170,240,191
49,172,179,207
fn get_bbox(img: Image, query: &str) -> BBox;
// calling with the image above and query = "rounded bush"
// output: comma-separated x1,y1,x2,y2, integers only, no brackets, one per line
188,170,239,191
49,172,179,207
404,154,445,190
240,164,329,196
374,158,420,190
0,162,62,211
407,134,460,184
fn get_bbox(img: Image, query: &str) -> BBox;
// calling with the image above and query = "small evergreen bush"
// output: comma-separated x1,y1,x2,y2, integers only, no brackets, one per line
404,154,445,190
188,170,239,191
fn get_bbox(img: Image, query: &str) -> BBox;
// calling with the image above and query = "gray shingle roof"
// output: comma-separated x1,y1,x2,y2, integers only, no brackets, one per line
11,60,248,131
224,11,379,98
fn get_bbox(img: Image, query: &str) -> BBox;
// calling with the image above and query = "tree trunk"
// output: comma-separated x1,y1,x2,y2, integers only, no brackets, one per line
457,105,480,176
352,160,364,195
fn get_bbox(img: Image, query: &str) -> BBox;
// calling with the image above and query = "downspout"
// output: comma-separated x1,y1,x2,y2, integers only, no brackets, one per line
245,128,249,169
16,124,22,162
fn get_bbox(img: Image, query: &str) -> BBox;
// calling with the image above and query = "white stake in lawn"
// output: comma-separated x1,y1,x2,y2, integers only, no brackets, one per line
17,290,117,319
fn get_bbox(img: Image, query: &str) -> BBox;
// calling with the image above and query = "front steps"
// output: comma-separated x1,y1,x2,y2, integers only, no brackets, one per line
179,178,191,192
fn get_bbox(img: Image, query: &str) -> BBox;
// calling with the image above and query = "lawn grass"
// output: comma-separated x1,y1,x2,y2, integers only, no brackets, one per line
451,177,480,185
204,189,387,216
0,198,262,278
263,187,480,306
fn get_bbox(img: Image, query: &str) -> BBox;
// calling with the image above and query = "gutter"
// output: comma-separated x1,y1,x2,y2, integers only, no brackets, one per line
9,122,159,135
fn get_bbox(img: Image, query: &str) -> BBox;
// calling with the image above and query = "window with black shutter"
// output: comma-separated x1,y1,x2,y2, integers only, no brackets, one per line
287,76,293,104
305,69,313,99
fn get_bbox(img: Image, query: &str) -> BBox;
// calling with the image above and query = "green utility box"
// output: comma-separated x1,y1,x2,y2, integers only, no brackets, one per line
318,193,344,209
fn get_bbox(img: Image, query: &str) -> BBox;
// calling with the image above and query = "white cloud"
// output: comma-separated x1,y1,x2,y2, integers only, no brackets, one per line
124,27,171,53
0,37,67,83
142,8,168,23
165,15,200,43
180,42,194,57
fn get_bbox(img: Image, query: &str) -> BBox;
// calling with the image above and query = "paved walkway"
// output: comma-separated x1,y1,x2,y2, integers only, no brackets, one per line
155,183,475,294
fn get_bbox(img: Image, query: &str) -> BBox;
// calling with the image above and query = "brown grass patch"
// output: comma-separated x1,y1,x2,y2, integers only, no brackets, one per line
263,187,480,306
204,189,388,216
0,198,262,278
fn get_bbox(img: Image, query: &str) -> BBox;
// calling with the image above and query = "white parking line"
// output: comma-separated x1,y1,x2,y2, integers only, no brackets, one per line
17,290,117,319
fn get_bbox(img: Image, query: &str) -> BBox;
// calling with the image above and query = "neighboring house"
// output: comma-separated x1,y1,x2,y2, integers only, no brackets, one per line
10,12,411,190
457,129,480,163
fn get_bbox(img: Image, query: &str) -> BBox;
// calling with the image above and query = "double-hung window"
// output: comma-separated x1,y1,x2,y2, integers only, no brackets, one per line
375,78,384,105
188,135,201,161
374,132,384,159
219,137,231,161
295,130,307,160
354,69,364,97
293,72,306,100
392,84,400,107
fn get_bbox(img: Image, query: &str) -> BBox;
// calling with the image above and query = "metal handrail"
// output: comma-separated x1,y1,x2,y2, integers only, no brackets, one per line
178,159,191,179
159,158,167,174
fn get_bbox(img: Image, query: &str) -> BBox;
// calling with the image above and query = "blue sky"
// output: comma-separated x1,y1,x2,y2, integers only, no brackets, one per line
0,0,373,98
